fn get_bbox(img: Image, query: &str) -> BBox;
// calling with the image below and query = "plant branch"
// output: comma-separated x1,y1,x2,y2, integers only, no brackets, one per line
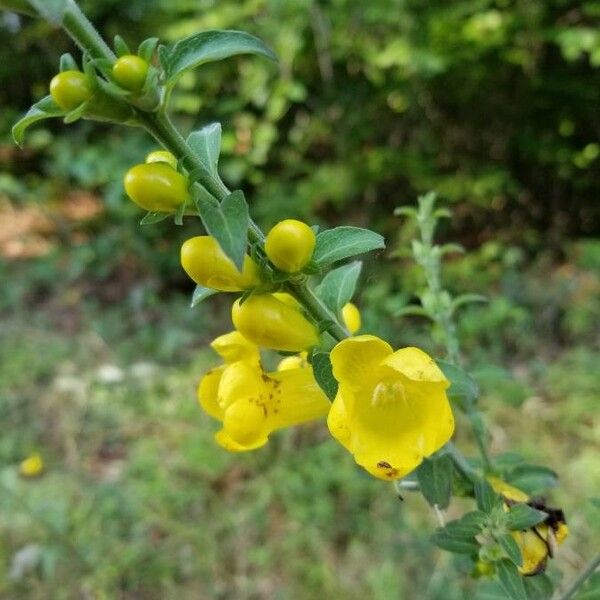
555,552,600,600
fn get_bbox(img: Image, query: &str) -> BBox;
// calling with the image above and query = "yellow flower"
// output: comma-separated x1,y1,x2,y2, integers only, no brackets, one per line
198,359,329,452
489,476,569,576
198,331,328,451
232,293,320,352
19,453,44,477
341,302,361,334
327,335,454,480
277,352,308,371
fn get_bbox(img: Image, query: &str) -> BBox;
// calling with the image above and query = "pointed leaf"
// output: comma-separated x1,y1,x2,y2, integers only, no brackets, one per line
140,211,171,225
316,261,362,313
12,96,65,146
496,560,528,600
506,504,548,531
313,226,385,267
416,454,453,509
437,359,479,412
524,574,554,600
191,285,217,308
475,479,502,514
195,189,249,271
160,30,277,85
498,534,523,567
26,0,67,22
138,37,159,63
187,123,222,176
311,352,338,400
505,464,558,495
431,529,479,555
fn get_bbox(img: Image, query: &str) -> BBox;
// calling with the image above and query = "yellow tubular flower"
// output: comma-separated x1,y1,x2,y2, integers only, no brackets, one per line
197,360,329,451
327,335,454,480
232,294,320,352
181,236,261,292
342,302,361,334
211,330,260,365
19,453,44,477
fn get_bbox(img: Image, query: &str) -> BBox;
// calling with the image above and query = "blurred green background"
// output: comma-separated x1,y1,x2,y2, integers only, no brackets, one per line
1,1,599,598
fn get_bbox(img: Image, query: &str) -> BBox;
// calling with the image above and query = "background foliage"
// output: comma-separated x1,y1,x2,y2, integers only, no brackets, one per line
1,0,598,598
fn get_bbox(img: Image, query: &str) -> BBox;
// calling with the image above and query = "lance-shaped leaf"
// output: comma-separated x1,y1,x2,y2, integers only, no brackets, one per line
498,534,523,567
416,454,453,510
191,285,217,308
505,504,548,530
311,352,338,400
12,96,65,146
194,188,249,271
159,29,277,86
475,479,503,514
505,464,558,495
313,226,385,267
140,211,172,225
316,261,362,313
187,123,222,177
496,560,528,600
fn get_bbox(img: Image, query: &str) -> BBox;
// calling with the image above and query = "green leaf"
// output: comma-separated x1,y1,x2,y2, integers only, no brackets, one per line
431,528,479,555
12,96,65,146
311,352,338,400
26,0,67,22
187,123,222,176
437,359,479,412
447,511,486,537
524,574,554,600
475,479,502,514
416,454,453,509
60,53,79,72
138,37,159,63
505,504,548,531
191,285,217,308
160,29,277,85
505,465,558,495
313,226,385,267
316,261,362,313
473,582,508,600
140,211,171,225
496,559,528,600
113,35,130,57
195,189,249,271
498,534,522,567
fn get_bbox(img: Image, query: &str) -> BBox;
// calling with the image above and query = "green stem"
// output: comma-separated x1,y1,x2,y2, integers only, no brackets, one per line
556,552,600,600
57,1,347,342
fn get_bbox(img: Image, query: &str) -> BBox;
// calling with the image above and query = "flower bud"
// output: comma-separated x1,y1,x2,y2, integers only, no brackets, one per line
49,71,92,110
145,150,177,169
232,294,320,352
124,163,189,212
265,219,316,273
112,55,149,92
181,236,261,292
342,302,361,334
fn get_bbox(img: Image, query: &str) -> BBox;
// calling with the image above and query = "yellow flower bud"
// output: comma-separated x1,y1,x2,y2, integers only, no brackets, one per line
181,236,261,292
232,294,320,352
124,163,189,212
342,302,361,334
19,453,44,477
265,219,316,273
145,150,177,169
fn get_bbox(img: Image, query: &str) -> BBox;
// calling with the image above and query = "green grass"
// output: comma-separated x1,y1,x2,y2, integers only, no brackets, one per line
1,287,599,599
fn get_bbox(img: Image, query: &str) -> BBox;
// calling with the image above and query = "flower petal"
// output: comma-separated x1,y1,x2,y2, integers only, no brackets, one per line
222,397,269,448
381,347,448,384
327,390,352,452
268,367,330,429
214,429,268,452
217,361,263,410
330,335,392,390
197,366,225,419
345,383,454,480
210,330,260,365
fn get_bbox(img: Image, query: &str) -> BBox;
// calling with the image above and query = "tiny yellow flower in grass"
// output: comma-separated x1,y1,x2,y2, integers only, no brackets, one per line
327,335,454,480
198,338,329,451
488,476,569,576
19,453,44,477
342,302,361,334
